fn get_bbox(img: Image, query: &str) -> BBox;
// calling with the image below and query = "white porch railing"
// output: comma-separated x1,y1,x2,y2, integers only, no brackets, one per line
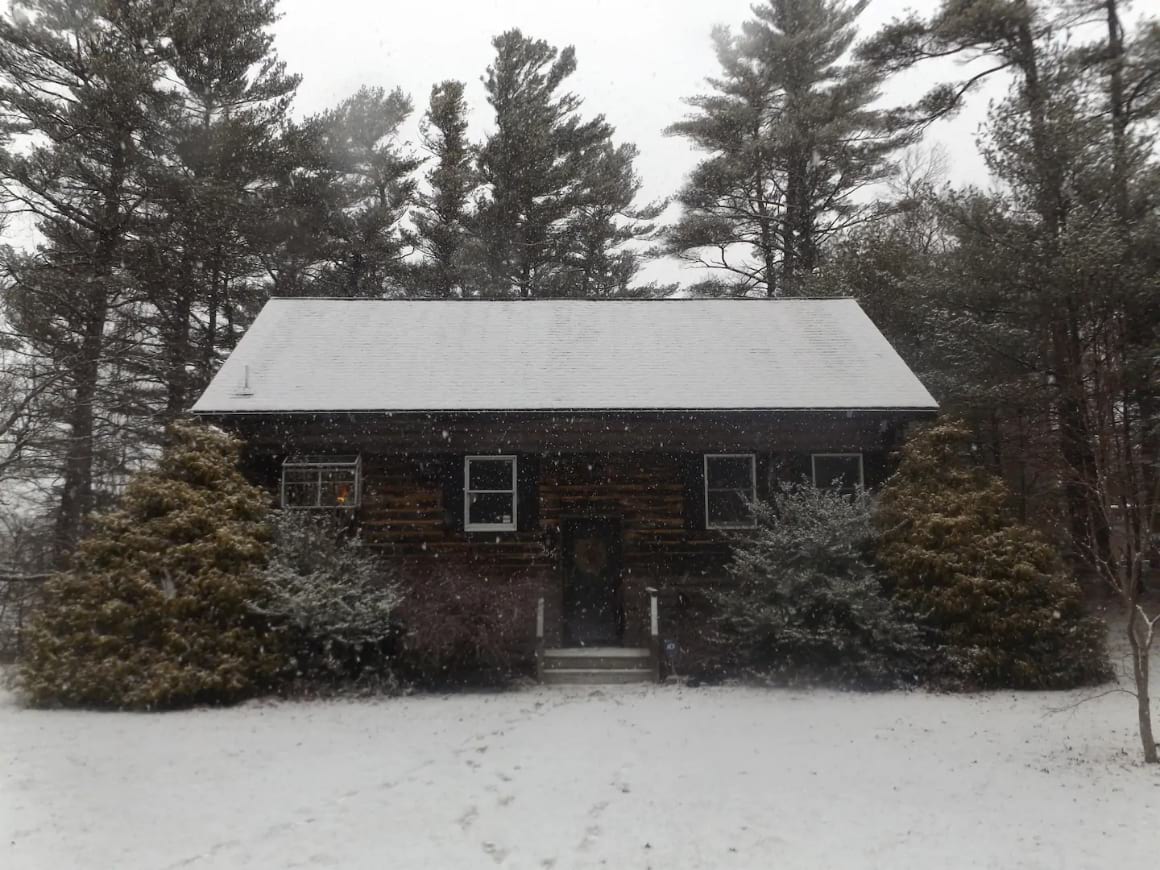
535,596,545,681
645,586,661,681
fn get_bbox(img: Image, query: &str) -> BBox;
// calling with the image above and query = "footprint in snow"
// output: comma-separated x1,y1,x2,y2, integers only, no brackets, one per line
578,823,602,851
482,841,509,864
457,805,478,831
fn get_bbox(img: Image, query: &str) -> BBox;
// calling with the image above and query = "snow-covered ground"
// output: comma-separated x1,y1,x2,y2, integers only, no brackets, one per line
3,661,1158,870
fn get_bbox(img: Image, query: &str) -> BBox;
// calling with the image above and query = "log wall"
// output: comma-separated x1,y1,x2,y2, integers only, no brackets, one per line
223,409,926,668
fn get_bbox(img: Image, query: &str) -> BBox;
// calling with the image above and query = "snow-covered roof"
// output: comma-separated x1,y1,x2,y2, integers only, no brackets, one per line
192,298,938,414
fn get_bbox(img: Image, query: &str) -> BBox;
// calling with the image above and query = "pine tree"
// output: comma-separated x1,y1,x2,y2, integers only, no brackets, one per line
475,29,614,296
18,422,279,709
248,116,339,296
876,420,1110,690
312,86,421,297
141,0,300,417
1077,0,1160,765
712,483,923,688
859,0,1121,569
413,80,476,297
1072,0,1160,546
667,0,914,295
664,25,775,295
0,0,171,558
553,142,664,297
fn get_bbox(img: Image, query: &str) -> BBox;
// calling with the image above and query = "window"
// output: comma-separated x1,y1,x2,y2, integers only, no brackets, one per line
465,455,517,531
281,455,361,509
704,454,757,529
811,453,864,495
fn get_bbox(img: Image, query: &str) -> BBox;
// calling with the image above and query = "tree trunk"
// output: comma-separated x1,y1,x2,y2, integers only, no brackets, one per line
752,149,779,296
53,125,130,561
1015,13,1113,569
781,155,803,297
1104,0,1129,224
1127,606,1158,763
53,298,107,562
754,181,778,297
1103,0,1158,541
203,273,219,385
164,271,194,421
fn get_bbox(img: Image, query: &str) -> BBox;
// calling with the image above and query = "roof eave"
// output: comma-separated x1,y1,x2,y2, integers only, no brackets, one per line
191,405,940,416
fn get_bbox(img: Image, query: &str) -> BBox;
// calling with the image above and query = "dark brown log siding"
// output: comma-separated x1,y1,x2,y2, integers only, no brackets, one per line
339,452,734,650
220,409,920,454
222,410,927,666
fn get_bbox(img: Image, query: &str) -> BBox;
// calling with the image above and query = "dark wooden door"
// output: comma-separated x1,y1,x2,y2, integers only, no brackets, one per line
562,518,623,647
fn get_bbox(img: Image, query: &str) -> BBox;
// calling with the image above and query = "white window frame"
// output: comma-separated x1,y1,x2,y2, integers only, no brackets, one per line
811,452,865,492
704,453,757,530
280,455,361,509
464,455,518,532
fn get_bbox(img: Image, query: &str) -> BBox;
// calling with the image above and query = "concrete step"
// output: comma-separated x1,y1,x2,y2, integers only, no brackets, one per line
540,647,654,684
542,648,651,671
544,647,650,658
541,668,654,686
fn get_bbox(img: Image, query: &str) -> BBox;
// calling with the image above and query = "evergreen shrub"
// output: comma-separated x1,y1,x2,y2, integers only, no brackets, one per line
19,423,278,709
256,510,403,686
877,420,1111,689
712,483,924,688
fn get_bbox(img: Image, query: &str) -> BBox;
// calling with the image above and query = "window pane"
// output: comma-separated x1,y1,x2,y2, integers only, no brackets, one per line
468,491,515,527
282,463,360,509
814,455,862,493
283,481,318,507
319,470,356,507
708,490,752,526
469,458,514,490
284,468,318,486
707,456,753,489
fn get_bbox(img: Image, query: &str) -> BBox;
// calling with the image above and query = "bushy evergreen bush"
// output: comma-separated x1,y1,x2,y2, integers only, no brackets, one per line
713,483,924,688
877,420,1111,689
19,423,278,709
256,511,402,684
397,566,535,686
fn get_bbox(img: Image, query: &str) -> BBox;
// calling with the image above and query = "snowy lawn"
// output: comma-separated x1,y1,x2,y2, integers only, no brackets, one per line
3,668,1159,870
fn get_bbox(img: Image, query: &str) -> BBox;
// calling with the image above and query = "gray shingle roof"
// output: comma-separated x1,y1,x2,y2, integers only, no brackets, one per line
192,298,938,413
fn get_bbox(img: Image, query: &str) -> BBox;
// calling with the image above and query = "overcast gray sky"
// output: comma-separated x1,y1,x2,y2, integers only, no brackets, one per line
272,0,1010,285
276,0,1001,192
5,0,1011,283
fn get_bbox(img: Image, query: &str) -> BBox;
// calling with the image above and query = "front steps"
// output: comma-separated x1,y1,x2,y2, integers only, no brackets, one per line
539,647,655,685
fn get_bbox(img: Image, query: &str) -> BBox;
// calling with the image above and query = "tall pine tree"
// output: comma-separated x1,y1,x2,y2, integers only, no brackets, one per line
0,0,170,558
553,142,663,297
667,0,914,295
413,80,476,297
140,0,300,419
475,30,660,297
312,86,421,297
859,0,1128,569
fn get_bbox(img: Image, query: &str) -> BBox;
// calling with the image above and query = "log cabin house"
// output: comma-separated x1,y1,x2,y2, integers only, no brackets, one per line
192,298,938,683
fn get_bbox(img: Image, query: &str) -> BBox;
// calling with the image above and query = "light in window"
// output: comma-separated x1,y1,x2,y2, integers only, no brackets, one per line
465,456,517,531
812,453,864,495
281,456,361,509
705,454,756,529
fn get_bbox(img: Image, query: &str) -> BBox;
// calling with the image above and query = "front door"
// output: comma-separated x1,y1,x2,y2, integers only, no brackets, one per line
562,518,623,646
